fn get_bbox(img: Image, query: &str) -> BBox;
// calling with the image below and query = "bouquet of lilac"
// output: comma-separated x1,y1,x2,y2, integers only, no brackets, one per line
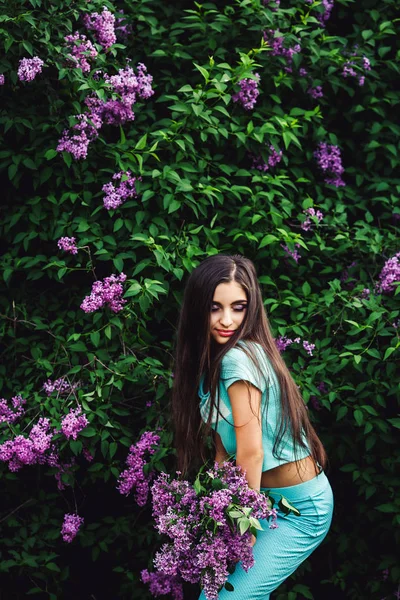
142,460,299,600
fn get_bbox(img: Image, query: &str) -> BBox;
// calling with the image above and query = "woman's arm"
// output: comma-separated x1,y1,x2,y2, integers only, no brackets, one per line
214,431,229,465
227,380,264,492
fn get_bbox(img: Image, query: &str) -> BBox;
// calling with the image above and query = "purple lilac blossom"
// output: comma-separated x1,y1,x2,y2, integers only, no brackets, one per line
57,236,78,254
358,76,365,86
376,252,400,294
307,85,323,99
360,288,370,299
146,462,277,600
263,30,301,66
303,340,315,356
43,377,78,397
316,0,334,25
299,68,308,77
60,407,89,440
301,207,324,231
102,170,138,210
317,381,328,394
82,7,116,49
342,62,357,78
232,74,260,110
17,57,44,82
263,0,281,10
362,56,371,71
0,74,4,85
0,418,53,472
105,62,154,103
80,273,127,313
141,570,183,600
83,448,94,462
251,144,283,172
117,431,160,506
115,10,133,40
314,142,345,187
275,336,301,353
56,112,102,160
0,395,26,424
281,243,301,262
61,513,84,543
64,33,98,73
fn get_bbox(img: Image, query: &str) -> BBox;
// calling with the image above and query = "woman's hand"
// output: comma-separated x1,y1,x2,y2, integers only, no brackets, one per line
250,534,257,547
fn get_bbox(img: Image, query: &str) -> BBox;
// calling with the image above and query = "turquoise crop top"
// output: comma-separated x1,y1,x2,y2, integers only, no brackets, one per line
198,341,311,471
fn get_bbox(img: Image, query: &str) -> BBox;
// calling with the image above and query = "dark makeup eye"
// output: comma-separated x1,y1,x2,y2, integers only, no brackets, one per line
234,304,247,311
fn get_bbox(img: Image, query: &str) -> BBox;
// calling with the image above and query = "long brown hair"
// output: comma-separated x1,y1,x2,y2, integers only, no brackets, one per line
171,254,327,478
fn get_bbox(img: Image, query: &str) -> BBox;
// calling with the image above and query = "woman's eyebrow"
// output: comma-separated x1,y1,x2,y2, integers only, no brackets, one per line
212,300,248,306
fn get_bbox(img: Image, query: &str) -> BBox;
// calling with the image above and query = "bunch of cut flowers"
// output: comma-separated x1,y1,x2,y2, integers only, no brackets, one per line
142,459,300,600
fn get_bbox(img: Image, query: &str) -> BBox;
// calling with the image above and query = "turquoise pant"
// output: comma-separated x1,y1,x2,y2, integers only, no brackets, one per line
198,470,334,599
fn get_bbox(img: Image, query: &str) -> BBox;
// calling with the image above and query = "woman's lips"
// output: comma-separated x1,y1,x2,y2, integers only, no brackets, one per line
216,330,235,337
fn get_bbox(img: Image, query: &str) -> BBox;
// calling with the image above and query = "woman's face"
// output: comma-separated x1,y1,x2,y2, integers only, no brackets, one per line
210,280,248,344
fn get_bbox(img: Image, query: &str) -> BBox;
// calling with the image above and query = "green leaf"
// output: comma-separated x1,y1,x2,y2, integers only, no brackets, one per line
302,281,311,297
135,134,147,150
259,234,278,249
194,63,209,82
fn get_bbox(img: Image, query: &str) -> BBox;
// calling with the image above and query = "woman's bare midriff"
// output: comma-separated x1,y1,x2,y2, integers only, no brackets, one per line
260,455,320,489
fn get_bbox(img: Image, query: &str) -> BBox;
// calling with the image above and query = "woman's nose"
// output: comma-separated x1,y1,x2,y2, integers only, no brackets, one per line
220,311,233,327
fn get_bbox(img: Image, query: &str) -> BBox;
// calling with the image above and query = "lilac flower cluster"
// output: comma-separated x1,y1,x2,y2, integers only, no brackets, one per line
56,112,102,160
80,273,127,313
141,570,183,600
145,462,277,600
342,54,371,87
57,236,78,254
57,63,154,159
281,243,301,263
43,377,78,397
263,30,301,71
301,207,324,231
275,336,316,356
376,252,400,294
102,170,138,210
309,0,334,26
115,10,133,40
232,74,260,110
0,418,53,472
117,431,160,506
0,74,4,85
82,7,116,49
17,57,44,82
60,407,89,440
251,145,283,172
61,513,84,543
0,395,26,424
64,33,98,73
307,85,323,99
314,142,346,187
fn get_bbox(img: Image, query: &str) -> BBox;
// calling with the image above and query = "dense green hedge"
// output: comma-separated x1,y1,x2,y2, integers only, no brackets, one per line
0,0,399,598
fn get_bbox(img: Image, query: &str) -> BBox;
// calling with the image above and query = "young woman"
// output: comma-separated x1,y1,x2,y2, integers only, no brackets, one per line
172,254,334,599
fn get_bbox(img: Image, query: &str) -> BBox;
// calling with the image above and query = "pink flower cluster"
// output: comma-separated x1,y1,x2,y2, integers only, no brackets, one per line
17,57,44,82
102,170,138,210
60,407,89,440
252,145,283,172
314,142,345,187
0,74,4,85
376,252,400,294
275,336,316,356
301,207,324,231
117,431,160,506
57,236,78,254
80,273,127,313
82,7,116,49
43,377,78,397
232,74,260,110
0,418,53,472
0,395,26,424
61,513,84,543
64,33,98,73
57,63,154,159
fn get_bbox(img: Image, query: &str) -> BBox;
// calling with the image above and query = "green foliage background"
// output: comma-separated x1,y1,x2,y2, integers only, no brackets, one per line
0,0,399,598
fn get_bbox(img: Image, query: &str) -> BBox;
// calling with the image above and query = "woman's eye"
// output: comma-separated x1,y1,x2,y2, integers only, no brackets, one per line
234,305,247,312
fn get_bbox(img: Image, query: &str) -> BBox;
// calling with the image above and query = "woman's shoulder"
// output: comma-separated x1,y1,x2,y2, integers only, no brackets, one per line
221,340,272,373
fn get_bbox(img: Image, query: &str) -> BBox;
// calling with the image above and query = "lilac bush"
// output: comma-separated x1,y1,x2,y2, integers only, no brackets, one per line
314,142,346,187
